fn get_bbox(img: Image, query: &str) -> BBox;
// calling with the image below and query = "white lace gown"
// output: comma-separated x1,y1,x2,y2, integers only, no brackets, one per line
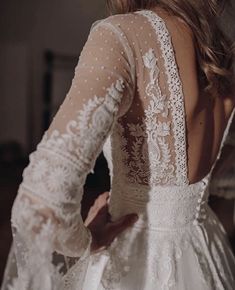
1,9,235,290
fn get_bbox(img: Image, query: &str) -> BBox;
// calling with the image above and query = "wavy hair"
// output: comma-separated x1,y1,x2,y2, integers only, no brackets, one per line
106,0,235,98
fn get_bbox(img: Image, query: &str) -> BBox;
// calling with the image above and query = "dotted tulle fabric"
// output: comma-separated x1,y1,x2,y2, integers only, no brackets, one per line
1,9,235,290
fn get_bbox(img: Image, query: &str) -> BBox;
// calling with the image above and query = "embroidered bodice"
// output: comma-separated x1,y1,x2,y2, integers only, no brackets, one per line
104,11,188,188
5,9,235,290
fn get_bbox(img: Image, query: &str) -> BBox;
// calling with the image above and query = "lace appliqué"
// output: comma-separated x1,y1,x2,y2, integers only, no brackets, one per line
114,10,188,187
9,78,125,290
136,10,188,186
17,77,125,212
116,48,174,185
101,228,140,290
135,49,174,185
10,198,67,290
146,232,191,289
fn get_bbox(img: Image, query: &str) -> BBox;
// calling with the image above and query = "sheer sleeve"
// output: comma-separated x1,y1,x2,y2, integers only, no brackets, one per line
6,17,135,289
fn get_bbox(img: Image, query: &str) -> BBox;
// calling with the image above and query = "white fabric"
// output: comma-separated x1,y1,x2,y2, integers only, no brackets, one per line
1,9,235,290
209,126,235,200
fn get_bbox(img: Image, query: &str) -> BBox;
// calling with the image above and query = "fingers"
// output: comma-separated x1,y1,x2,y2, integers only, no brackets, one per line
102,191,110,200
91,192,110,212
96,191,110,205
89,192,110,215
86,191,139,253
107,214,138,239
84,192,111,227
89,212,139,254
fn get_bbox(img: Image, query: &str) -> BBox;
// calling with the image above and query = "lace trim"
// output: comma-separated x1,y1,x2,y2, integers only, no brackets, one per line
113,47,176,185
136,10,188,185
143,48,175,184
9,77,126,282
18,78,125,209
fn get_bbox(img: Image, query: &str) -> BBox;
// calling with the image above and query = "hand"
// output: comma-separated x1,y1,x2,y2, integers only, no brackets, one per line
84,191,138,254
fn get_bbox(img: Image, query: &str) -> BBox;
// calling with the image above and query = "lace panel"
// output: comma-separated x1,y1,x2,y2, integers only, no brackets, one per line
136,10,188,185
108,10,188,187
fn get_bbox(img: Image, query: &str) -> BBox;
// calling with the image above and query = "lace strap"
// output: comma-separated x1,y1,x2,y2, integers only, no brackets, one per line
136,9,188,185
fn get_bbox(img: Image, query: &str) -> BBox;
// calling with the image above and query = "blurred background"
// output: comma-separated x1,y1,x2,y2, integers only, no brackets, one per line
0,0,235,285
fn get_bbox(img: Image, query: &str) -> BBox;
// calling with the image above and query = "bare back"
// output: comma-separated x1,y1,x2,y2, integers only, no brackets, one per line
152,7,235,184
104,7,235,186
6,7,235,289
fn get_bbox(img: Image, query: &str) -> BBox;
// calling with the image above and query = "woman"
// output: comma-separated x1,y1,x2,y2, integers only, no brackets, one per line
1,0,235,289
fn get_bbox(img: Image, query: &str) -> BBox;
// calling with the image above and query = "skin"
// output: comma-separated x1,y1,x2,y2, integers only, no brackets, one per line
85,5,235,253
85,192,138,253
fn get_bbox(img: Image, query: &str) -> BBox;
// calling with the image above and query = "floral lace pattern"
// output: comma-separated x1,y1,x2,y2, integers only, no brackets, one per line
2,9,235,290
13,77,124,255
136,10,188,186
120,48,174,185
112,10,188,187
3,14,136,286
6,76,127,290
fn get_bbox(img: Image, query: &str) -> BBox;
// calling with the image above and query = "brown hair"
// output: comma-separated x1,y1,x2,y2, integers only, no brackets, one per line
106,0,235,99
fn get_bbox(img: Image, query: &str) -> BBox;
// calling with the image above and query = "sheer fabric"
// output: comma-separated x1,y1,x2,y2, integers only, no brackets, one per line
1,9,235,290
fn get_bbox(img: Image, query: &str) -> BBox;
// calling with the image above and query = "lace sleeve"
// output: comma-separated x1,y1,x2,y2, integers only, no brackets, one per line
7,18,135,289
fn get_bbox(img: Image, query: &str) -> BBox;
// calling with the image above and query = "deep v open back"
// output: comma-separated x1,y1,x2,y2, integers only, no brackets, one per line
1,8,235,290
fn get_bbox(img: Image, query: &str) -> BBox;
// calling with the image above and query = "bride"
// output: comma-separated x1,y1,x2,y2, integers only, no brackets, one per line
1,0,235,289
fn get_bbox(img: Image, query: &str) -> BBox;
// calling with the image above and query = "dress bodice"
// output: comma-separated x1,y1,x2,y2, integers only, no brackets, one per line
101,9,235,230
103,10,188,188
102,10,235,190
2,8,235,290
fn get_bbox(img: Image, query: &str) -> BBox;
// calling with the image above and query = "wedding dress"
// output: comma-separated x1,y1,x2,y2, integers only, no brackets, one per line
1,9,235,290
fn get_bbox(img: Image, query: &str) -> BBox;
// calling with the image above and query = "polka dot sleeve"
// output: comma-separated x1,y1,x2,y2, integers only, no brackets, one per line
9,18,135,288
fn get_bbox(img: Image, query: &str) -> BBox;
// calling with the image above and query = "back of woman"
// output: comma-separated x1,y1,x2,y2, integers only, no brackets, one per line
102,5,235,188
1,1,235,290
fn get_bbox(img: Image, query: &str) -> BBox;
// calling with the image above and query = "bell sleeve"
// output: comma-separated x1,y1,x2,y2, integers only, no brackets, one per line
6,17,135,290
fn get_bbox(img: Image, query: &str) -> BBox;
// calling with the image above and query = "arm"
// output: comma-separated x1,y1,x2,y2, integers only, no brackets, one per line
11,18,135,264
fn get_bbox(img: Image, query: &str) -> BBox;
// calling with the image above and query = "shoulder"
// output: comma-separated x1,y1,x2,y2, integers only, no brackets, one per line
90,12,140,33
87,13,139,59
159,10,194,41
